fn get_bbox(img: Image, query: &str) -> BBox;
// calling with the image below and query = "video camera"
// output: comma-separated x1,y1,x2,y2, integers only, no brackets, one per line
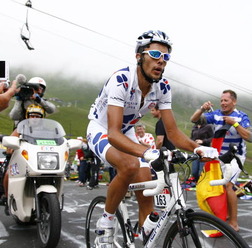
17,83,40,101
15,74,39,101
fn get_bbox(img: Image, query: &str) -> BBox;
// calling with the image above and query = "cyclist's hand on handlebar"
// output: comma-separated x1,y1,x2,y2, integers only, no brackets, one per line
143,148,160,162
194,146,218,160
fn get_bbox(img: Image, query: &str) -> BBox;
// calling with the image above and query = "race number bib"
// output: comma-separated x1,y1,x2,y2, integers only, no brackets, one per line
154,187,170,207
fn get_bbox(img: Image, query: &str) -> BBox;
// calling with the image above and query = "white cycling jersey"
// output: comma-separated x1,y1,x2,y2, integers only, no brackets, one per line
88,65,172,133
87,65,172,164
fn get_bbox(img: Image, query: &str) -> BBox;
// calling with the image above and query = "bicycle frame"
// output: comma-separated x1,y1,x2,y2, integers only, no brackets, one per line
124,168,187,247
86,145,248,248
118,146,240,247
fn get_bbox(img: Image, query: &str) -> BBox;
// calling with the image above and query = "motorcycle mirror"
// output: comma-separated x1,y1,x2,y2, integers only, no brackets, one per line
67,139,82,150
2,136,20,150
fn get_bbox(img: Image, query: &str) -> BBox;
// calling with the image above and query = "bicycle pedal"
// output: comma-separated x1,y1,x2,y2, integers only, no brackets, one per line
95,229,105,235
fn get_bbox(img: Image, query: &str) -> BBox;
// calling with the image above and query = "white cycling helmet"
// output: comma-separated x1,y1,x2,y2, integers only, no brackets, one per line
28,77,46,90
135,30,172,53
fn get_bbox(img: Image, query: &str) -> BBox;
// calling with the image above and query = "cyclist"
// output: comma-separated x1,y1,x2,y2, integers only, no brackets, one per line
87,30,218,247
190,89,252,232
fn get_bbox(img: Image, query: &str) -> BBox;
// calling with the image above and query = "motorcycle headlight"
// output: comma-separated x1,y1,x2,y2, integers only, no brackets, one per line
37,153,59,170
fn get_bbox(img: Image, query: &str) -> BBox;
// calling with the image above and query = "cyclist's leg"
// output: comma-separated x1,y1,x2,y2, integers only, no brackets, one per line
87,120,151,220
105,146,142,215
133,167,153,227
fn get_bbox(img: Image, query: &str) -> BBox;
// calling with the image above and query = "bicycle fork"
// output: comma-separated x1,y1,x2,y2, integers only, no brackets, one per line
117,201,136,248
176,209,202,248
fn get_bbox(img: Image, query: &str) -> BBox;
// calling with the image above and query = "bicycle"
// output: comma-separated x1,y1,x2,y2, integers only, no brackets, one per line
85,145,249,248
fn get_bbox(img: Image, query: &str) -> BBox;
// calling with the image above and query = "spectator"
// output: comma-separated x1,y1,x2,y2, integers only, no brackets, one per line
190,89,251,232
135,123,156,149
135,123,157,181
87,154,101,190
150,104,175,150
190,116,214,181
107,166,116,186
0,80,17,112
76,137,89,187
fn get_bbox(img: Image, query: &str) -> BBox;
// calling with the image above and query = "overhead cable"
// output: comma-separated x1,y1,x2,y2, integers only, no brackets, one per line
9,0,252,100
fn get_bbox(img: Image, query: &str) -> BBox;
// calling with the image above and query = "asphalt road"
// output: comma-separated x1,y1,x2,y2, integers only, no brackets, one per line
0,180,252,247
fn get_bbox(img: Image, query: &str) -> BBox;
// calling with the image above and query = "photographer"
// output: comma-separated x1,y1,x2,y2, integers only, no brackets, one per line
9,76,56,125
0,80,17,112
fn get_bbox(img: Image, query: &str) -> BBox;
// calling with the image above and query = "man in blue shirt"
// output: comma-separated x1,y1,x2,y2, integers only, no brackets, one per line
190,89,251,232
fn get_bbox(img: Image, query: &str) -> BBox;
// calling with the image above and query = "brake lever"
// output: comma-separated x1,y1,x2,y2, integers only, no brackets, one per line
151,147,168,172
234,154,248,175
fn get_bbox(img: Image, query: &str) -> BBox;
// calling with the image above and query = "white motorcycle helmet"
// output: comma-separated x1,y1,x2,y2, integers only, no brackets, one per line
28,77,46,90
135,30,172,53
28,77,46,96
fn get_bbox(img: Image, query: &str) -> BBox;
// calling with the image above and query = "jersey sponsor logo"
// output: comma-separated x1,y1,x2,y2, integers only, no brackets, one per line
92,132,109,157
130,87,136,100
116,73,128,90
110,96,124,102
160,79,170,94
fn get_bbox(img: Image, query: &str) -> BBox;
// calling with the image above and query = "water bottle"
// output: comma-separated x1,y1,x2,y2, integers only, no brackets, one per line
141,211,159,243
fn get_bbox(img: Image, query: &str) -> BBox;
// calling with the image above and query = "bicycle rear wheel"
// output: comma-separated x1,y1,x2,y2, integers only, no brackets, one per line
163,210,249,248
85,196,127,248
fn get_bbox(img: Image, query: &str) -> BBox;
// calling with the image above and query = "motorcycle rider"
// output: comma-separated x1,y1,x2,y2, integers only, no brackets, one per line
9,77,55,127
0,105,45,213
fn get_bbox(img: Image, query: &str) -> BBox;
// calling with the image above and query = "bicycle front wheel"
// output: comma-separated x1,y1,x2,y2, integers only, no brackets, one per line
85,196,127,248
163,211,249,248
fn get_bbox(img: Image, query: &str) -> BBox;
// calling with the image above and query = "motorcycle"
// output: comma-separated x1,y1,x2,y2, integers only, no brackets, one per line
2,118,81,248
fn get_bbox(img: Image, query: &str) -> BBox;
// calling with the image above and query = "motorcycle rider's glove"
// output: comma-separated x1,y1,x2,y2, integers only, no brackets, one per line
34,93,41,103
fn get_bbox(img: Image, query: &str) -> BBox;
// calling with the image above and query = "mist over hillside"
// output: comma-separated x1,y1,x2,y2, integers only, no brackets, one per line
2,68,251,138
2,68,252,173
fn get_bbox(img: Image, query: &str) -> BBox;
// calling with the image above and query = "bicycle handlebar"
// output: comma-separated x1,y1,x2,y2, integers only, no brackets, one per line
143,171,166,197
210,143,245,186
151,147,199,172
209,163,232,186
143,148,199,197
148,144,244,191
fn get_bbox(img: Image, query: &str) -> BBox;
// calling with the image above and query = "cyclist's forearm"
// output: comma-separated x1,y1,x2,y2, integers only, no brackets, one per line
108,130,147,158
168,128,198,152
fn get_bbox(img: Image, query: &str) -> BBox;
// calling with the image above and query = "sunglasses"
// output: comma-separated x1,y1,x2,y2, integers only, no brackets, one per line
142,50,171,62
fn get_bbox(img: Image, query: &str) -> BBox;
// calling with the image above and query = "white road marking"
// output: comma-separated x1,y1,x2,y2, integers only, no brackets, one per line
0,221,8,245
61,230,86,248
0,221,8,238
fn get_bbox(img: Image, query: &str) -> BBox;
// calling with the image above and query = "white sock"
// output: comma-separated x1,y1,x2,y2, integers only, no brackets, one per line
99,211,115,228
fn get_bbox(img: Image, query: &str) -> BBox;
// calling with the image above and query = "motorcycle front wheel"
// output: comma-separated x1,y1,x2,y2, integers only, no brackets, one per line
37,192,61,248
